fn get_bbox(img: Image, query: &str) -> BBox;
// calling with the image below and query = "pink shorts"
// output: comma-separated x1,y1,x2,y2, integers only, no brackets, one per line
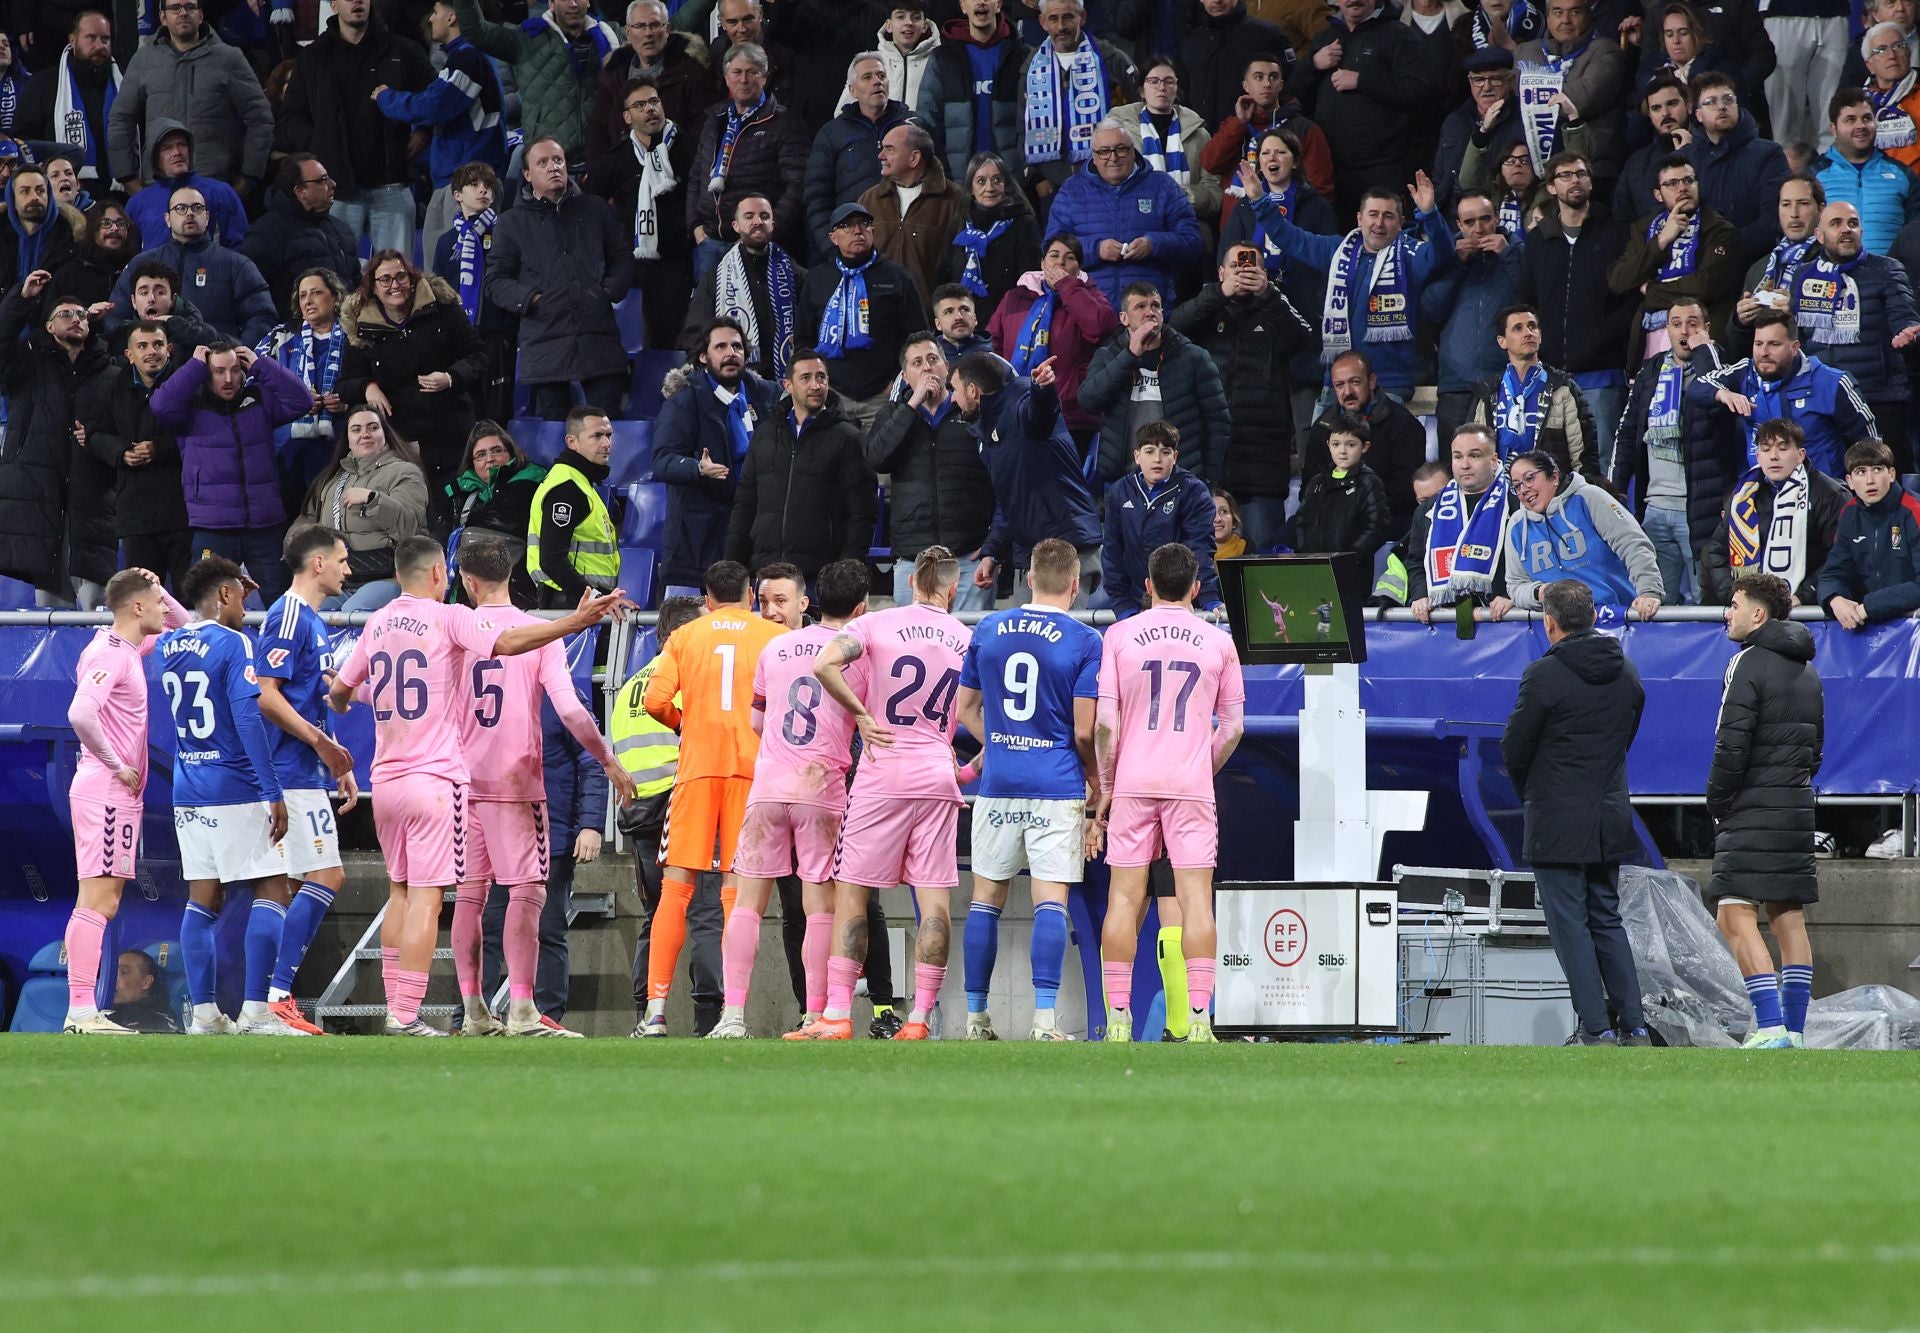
832,793,959,890
733,800,843,883
72,794,139,881
373,773,468,887
1105,795,1218,870
467,799,550,887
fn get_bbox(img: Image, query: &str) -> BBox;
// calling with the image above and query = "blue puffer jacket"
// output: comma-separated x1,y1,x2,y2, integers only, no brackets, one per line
1690,351,1879,477
1502,473,1665,611
1422,244,1524,395
1788,251,1920,400
1813,148,1920,255
542,688,608,855
1100,467,1222,618
109,235,277,346
976,376,1101,567
651,364,780,589
805,99,918,256
1045,159,1206,307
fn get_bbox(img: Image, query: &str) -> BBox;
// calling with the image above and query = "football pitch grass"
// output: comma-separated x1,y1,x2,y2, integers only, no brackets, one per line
3,1040,1918,1333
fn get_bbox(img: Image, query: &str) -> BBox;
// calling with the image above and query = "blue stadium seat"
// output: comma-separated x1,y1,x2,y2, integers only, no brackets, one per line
512,417,569,466
614,290,647,357
142,940,190,1029
9,939,70,1032
628,350,686,420
618,482,667,547
618,545,657,609
0,576,33,609
609,421,653,484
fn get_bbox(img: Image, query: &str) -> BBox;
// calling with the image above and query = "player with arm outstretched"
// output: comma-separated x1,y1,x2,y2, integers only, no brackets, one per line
60,567,189,1035
1260,591,1292,641
792,547,974,1041
1092,543,1247,1044
327,535,627,1035
955,538,1103,1042
254,525,360,1036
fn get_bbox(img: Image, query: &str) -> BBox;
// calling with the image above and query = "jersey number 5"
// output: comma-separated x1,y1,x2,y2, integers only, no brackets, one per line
472,660,504,728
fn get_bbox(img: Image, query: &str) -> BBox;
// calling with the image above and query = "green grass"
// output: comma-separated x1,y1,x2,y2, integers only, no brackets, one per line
2,1040,1918,1332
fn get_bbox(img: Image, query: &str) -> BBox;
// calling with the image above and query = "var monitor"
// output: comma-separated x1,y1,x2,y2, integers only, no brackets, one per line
1219,553,1369,666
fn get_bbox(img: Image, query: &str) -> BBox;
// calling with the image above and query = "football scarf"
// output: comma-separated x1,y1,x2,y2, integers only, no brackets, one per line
1727,461,1810,594
1322,230,1413,360
451,208,494,323
1870,70,1918,151
629,122,678,261
818,253,876,359
714,240,798,378
1137,106,1187,184
1425,471,1511,600
1023,34,1109,165
1793,253,1863,346
953,217,1011,297
1494,361,1550,458
1010,282,1056,372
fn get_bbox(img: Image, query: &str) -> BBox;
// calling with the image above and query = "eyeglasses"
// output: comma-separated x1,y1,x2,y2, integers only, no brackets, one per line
1467,73,1510,86
1502,152,1532,166
373,272,412,287
1660,175,1698,188
1142,75,1178,87
96,215,128,230
1091,145,1132,158
167,202,207,214
1869,41,1906,59
1552,167,1592,181
298,174,335,188
1696,93,1737,109
160,2,199,11
626,20,667,30
471,444,511,460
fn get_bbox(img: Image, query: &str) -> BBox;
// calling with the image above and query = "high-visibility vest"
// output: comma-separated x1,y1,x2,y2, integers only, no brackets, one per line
1373,550,1409,604
527,457,620,593
608,654,680,798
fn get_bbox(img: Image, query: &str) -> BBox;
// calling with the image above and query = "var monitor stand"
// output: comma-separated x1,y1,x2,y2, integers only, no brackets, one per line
1293,662,1429,882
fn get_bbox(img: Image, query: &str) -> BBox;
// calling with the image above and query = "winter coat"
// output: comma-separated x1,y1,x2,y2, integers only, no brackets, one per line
276,13,435,193
1510,32,1632,178
1690,351,1878,478
860,156,970,306
587,124,699,265
866,395,995,560
1014,37,1140,195
339,275,487,476
0,291,119,586
1423,244,1525,395
1813,148,1920,256
375,34,509,187
451,457,546,543
1045,158,1205,308
1607,206,1742,364
1216,178,1339,387
1682,112,1791,261
1179,2,1297,131
298,445,429,586
1467,362,1603,484
724,393,877,579
942,197,1042,317
870,16,939,113
1503,472,1665,611
77,360,186,538
108,234,276,346
1101,467,1221,618
0,200,82,294
684,242,810,381
586,37,717,164
108,27,273,183
977,376,1102,566
1288,4,1432,176
1169,280,1311,501
485,181,635,386
1080,326,1232,484
147,351,312,531
1434,96,1524,217
1302,394,1428,538
1291,461,1393,561
686,95,810,248
916,17,1029,181
1517,208,1637,377
1785,250,1920,400
1402,485,1514,604
1116,101,1225,222
124,119,248,248
1501,628,1646,866
1635,1,1776,108
450,0,619,159
985,269,1117,433
1816,483,1920,621
240,186,361,317
1611,342,1743,545
1199,101,1332,200
1706,618,1823,904
46,243,128,312
653,363,780,587
797,251,927,400
1698,466,1849,608
805,99,919,254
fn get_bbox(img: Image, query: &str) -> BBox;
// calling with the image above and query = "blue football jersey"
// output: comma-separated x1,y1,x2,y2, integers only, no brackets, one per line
157,621,283,807
960,604,1103,800
257,594,337,791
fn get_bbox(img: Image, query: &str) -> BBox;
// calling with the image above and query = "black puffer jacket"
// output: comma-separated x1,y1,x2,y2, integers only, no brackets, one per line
1697,468,1850,608
485,181,635,385
1177,1,1296,130
77,360,187,539
725,393,878,579
1287,4,1428,176
1169,281,1311,503
339,275,487,481
1611,342,1743,547
1079,327,1232,484
1706,619,1823,904
1500,628,1646,866
685,96,810,249
240,187,362,317
1291,461,1393,561
867,393,994,560
941,198,1041,319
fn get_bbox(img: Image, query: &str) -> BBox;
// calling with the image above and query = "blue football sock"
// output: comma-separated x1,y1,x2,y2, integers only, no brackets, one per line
1030,901,1068,1011
1745,972,1784,1029
271,881,336,994
1781,964,1813,1035
243,898,287,1003
181,902,220,1006
963,901,1001,1014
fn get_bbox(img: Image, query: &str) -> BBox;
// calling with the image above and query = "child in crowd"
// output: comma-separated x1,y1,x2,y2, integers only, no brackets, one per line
1290,412,1393,562
1100,422,1223,619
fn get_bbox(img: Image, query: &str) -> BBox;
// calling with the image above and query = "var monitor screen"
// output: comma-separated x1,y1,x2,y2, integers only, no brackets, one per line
1219,553,1368,665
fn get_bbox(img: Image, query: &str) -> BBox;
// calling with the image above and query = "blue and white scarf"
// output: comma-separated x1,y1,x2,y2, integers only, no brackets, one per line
1494,361,1550,458
1322,230,1413,360
1643,208,1701,330
1870,71,1918,150
55,49,118,179
1793,253,1863,345
1137,106,1187,185
818,254,875,358
1517,36,1588,173
257,320,344,438
1023,35,1109,166
1010,282,1056,372
1425,470,1511,600
1645,353,1685,449
0,65,22,136
1470,0,1537,49
714,240,799,377
1497,191,1524,242
1252,180,1297,266
451,208,494,323
709,92,767,195
1761,234,1816,289
953,217,1011,297
712,374,755,462
523,11,616,79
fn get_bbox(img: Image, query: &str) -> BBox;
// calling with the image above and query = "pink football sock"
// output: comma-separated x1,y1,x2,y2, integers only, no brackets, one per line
722,907,762,1006
1103,960,1132,1011
802,913,833,1012
504,884,545,1001
65,908,107,1012
1186,958,1216,1014
391,969,430,1026
451,885,487,999
380,946,400,1007
911,962,945,1021
826,955,861,1016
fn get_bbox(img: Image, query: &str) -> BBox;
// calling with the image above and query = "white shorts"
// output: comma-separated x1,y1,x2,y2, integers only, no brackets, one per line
283,789,343,878
175,802,286,884
970,797,1085,885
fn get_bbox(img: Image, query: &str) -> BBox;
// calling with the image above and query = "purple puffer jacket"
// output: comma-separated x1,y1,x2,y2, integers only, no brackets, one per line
150,354,314,531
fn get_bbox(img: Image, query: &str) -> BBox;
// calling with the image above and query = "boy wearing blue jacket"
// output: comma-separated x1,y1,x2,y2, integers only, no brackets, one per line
1100,421,1222,619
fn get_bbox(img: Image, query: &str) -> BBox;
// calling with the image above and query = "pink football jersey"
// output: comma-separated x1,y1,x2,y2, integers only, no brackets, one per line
846,603,971,802
461,603,614,803
748,621,870,809
69,631,159,800
1098,606,1245,801
336,596,502,784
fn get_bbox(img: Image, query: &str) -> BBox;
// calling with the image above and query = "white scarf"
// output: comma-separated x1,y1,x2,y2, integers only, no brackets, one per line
54,48,120,181
1728,462,1811,596
629,122,678,260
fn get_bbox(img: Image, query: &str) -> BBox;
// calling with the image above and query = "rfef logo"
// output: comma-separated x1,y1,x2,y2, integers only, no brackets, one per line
1265,909,1307,967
